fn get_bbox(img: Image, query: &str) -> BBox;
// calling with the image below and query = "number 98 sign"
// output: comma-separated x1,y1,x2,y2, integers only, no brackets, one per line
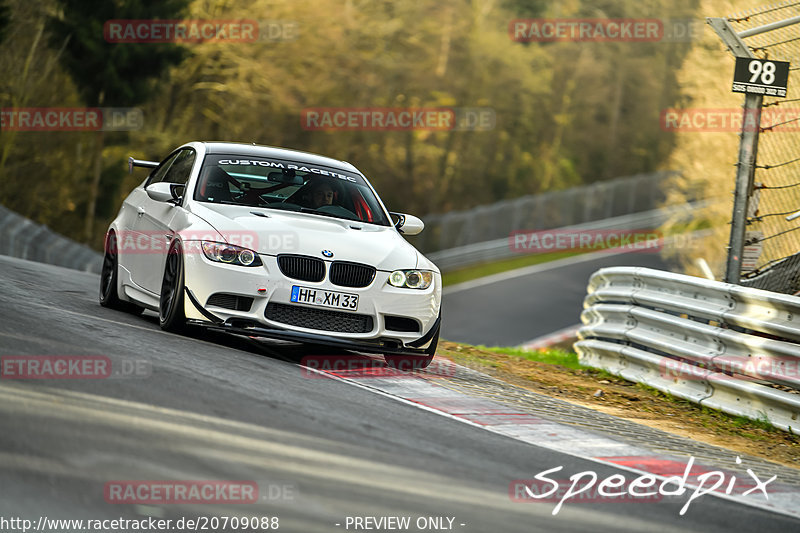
732,57,790,97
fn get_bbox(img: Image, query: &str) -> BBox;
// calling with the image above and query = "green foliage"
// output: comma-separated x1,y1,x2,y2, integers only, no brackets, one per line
1,0,703,248
46,0,189,106
501,0,547,17
636,382,674,401
584,367,621,382
0,0,10,43
441,249,579,286
734,411,775,432
479,345,584,370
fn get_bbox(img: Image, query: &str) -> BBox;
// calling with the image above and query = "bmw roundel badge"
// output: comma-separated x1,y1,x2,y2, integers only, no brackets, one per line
321,250,334,258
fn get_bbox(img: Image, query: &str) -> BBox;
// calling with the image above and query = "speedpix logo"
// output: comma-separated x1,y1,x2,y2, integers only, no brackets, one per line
511,456,777,515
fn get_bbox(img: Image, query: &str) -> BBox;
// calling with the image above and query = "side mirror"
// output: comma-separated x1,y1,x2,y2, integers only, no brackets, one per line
146,182,182,204
390,212,424,235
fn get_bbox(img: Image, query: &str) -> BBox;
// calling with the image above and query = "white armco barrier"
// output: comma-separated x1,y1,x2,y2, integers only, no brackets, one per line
0,205,101,273
575,267,800,435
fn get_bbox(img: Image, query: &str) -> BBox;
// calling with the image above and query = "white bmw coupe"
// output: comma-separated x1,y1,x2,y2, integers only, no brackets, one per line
100,142,441,368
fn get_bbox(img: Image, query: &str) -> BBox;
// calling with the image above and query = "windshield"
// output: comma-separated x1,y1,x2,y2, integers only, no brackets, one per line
194,155,390,226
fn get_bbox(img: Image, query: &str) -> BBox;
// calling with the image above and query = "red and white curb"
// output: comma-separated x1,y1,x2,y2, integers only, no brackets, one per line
303,356,800,519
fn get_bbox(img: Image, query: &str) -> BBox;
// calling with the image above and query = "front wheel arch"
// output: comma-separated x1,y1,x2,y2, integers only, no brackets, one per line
159,240,187,332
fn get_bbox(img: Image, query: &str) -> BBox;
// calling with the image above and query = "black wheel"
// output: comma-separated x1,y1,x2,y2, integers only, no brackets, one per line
99,232,144,315
384,325,439,370
159,241,187,332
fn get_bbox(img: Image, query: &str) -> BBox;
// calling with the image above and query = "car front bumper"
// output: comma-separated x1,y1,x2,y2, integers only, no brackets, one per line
181,247,441,354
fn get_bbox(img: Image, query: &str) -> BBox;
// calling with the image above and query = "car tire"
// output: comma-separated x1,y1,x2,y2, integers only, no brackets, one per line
159,241,187,332
99,232,144,315
384,326,439,370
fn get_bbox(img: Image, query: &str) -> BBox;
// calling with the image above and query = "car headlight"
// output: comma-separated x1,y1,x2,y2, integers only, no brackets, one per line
201,241,262,267
388,270,434,289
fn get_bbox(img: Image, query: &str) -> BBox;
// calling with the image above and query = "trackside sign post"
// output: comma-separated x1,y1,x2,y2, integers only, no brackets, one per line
732,57,790,97
708,17,763,283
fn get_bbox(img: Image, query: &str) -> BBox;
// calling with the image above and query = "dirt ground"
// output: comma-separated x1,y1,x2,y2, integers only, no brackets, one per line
438,341,800,469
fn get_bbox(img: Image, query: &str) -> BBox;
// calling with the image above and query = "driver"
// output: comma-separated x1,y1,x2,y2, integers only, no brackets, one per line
305,179,336,208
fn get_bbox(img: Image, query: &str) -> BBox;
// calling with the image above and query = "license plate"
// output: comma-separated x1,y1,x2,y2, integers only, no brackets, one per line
290,286,359,311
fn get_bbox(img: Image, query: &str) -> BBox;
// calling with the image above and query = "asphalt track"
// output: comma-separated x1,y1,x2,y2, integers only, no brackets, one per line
441,250,673,347
1,255,799,532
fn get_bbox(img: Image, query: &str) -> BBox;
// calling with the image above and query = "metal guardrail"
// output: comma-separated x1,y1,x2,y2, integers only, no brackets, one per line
576,267,800,435
414,171,677,253
0,205,102,273
428,202,705,272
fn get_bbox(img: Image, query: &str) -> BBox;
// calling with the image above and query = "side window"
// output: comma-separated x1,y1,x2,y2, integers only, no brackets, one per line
162,149,196,185
146,151,180,186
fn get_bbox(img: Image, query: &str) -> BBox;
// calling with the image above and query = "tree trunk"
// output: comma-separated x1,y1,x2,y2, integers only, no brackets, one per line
436,8,452,78
605,63,625,178
83,128,105,243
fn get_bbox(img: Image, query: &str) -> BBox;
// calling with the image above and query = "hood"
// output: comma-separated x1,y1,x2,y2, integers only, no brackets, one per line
187,203,422,271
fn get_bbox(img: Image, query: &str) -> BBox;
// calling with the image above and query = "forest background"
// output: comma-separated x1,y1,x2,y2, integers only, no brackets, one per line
0,0,748,272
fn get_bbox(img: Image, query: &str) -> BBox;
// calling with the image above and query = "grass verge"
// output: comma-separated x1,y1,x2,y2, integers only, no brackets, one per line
437,340,800,468
439,228,711,287
441,250,580,287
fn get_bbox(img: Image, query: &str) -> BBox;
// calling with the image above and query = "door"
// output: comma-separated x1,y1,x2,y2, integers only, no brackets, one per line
138,148,197,293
